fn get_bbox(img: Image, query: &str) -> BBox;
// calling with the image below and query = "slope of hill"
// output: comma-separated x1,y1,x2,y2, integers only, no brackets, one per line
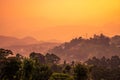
48,34,120,62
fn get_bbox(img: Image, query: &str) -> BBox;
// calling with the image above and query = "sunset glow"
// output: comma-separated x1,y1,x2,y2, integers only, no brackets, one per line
0,0,120,41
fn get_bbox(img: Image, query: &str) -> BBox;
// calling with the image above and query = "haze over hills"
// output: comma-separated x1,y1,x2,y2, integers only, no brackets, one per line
0,35,39,47
1,34,120,60
48,34,120,62
0,35,61,56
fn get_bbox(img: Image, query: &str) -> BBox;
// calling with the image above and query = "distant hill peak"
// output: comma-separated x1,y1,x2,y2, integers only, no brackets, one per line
22,36,37,41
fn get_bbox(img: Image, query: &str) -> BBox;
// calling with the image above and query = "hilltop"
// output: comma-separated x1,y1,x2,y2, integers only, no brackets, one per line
48,34,120,62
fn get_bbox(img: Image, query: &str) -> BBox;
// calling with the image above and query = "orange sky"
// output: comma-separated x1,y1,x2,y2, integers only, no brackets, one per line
0,0,120,42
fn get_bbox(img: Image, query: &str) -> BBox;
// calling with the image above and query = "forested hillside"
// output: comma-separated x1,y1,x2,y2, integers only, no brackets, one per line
49,34,120,62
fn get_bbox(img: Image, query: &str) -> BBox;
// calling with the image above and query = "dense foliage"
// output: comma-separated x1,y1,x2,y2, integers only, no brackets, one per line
74,64,89,80
86,56,120,80
0,48,120,80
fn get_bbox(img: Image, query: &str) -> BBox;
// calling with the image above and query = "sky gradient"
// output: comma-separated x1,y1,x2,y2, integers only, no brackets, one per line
0,0,120,41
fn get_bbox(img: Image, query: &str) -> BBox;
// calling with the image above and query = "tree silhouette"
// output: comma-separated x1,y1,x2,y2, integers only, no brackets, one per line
74,64,89,80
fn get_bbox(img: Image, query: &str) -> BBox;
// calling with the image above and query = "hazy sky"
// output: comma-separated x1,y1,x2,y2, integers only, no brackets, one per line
0,0,120,41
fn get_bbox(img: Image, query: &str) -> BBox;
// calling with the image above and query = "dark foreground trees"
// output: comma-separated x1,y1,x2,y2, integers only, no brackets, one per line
0,48,120,80
0,57,21,80
0,49,53,80
86,56,120,80
74,64,89,80
21,58,52,80
0,48,90,80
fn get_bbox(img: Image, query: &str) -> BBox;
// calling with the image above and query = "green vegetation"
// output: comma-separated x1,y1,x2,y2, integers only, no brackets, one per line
49,73,73,80
0,48,120,80
74,64,89,80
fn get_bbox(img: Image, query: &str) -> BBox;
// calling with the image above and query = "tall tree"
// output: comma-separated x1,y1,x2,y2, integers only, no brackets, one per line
45,53,60,64
74,64,89,80
0,48,13,59
0,57,21,80
30,52,45,64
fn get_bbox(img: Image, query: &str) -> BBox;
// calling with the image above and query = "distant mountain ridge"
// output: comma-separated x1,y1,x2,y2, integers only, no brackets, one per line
0,35,61,56
20,36,39,44
48,34,120,62
0,35,39,47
